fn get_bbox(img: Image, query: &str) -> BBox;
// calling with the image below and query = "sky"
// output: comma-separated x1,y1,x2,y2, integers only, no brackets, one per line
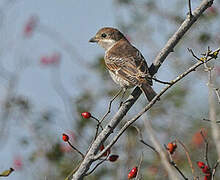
0,0,117,179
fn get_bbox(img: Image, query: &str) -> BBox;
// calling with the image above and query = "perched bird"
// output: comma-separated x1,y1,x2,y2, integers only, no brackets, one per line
89,27,157,101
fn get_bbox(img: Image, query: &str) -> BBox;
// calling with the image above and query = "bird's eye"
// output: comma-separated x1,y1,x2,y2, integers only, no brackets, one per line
101,33,107,38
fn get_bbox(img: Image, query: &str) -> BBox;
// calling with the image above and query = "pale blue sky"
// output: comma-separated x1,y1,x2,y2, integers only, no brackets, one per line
0,0,117,179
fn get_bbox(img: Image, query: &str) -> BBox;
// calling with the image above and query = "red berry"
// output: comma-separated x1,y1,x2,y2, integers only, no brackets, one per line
202,165,211,174
62,133,69,142
100,144,104,151
204,174,211,180
128,166,138,179
108,155,119,162
81,112,91,119
99,144,110,156
167,142,177,154
197,161,206,169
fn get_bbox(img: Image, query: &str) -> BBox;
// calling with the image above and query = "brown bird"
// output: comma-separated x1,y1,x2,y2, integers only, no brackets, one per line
89,27,157,101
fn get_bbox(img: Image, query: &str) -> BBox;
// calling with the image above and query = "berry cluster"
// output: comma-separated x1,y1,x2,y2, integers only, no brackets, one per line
197,161,211,180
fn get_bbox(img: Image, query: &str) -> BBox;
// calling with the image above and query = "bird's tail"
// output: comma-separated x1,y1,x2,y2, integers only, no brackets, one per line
140,83,157,102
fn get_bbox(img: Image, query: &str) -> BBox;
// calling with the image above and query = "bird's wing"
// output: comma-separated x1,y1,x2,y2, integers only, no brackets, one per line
105,48,152,86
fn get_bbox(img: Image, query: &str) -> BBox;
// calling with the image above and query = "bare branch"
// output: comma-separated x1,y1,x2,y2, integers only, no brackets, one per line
85,157,108,176
188,0,193,18
90,116,103,142
167,152,188,180
188,48,203,61
208,69,220,158
135,152,144,180
133,126,157,153
212,159,220,180
200,129,210,168
67,141,84,159
144,119,179,180
214,88,220,104
176,139,195,177
149,0,214,76
100,88,123,124
203,118,220,123
151,77,172,85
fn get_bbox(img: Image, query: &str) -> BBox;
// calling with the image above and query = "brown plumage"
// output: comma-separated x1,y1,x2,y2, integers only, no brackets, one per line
89,27,157,101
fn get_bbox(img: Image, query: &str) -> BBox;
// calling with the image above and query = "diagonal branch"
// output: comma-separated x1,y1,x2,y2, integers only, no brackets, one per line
71,1,215,179
149,0,214,76
144,119,179,180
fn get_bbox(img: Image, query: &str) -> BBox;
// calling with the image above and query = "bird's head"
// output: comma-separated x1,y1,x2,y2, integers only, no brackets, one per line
89,27,126,50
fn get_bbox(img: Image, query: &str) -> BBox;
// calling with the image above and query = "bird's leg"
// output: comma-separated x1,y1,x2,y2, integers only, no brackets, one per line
119,88,127,108
100,87,123,124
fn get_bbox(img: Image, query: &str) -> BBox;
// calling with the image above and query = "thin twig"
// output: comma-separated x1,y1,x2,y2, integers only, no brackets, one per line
211,159,220,180
140,140,158,153
100,88,123,124
135,152,144,180
200,129,210,168
176,139,195,177
91,116,103,141
214,88,220,104
151,77,172,85
91,116,103,130
203,118,211,122
144,119,179,180
208,60,220,171
149,0,214,76
67,141,84,159
167,152,188,180
188,48,203,61
203,46,212,70
188,0,193,18
85,156,108,176
203,118,220,123
133,126,157,153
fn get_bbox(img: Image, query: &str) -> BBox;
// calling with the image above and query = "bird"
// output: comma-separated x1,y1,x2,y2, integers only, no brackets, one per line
89,27,157,101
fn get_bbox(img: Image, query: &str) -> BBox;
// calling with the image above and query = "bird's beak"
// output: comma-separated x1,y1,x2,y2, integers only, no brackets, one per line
89,37,98,43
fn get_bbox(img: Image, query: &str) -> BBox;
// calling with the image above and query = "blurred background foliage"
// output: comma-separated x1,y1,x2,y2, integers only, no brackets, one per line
0,0,220,180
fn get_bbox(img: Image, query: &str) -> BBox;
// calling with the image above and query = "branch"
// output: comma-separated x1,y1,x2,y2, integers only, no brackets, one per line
212,159,220,179
144,119,179,180
133,126,157,153
167,152,188,180
135,152,144,180
67,141,85,159
85,156,108,176
149,0,214,76
200,129,210,168
176,139,195,177
72,1,215,179
214,88,220,104
208,68,220,160
100,88,123,124
150,77,172,85
188,0,193,19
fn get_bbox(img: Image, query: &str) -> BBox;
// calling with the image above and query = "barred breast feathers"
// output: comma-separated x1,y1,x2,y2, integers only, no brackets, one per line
104,39,152,86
